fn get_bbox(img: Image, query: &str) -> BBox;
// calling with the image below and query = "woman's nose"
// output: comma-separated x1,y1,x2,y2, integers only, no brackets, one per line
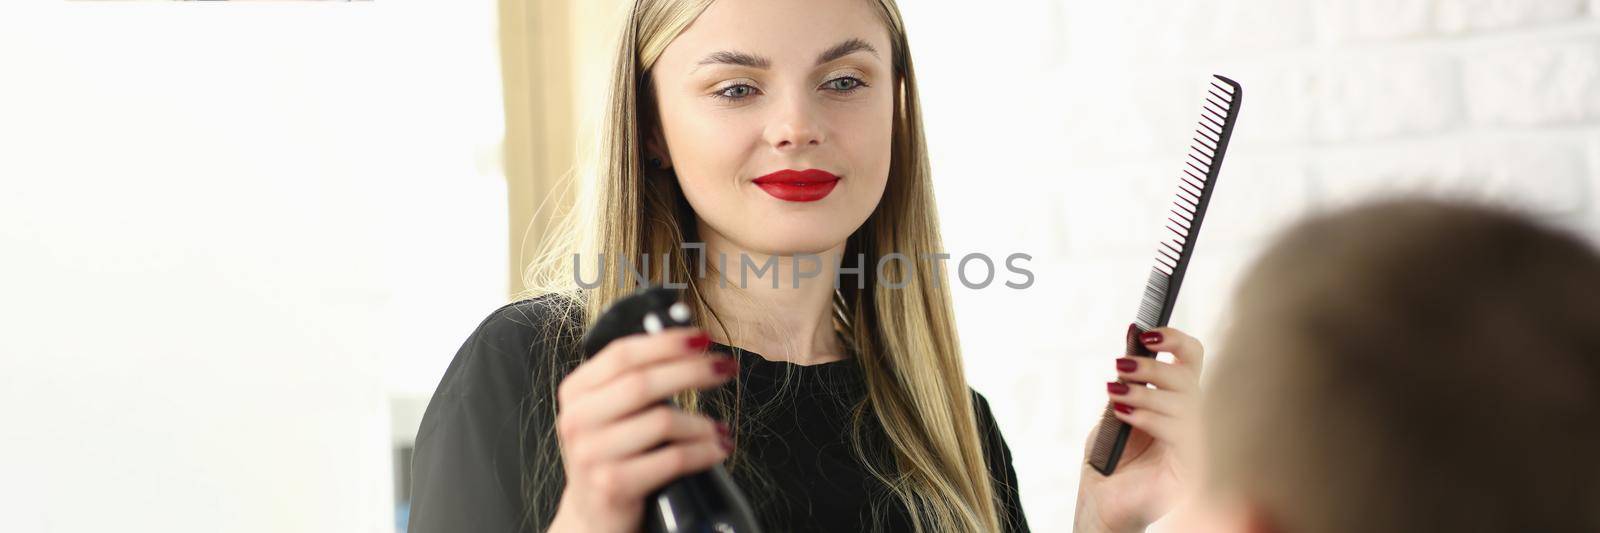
763,95,825,151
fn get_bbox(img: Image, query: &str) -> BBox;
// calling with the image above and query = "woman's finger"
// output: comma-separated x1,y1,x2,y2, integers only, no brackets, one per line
577,406,724,464
1137,326,1205,371
1106,381,1188,417
1115,356,1197,393
562,353,737,431
558,328,709,404
599,431,730,501
1109,402,1181,445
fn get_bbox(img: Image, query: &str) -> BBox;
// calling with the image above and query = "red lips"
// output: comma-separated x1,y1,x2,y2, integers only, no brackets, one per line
751,169,840,202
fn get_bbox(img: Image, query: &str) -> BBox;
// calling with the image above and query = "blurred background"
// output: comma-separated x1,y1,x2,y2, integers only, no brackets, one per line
1,1,1596,532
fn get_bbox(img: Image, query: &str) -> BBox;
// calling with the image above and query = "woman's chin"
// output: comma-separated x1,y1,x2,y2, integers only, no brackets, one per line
697,207,867,261
724,230,852,259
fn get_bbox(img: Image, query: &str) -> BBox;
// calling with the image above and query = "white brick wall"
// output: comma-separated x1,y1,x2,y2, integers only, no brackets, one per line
1464,39,1600,126
1436,0,1589,33
1313,0,1434,41
905,1,1600,531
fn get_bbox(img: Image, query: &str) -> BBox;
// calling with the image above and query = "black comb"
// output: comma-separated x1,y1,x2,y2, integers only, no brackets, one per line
578,284,764,533
1088,74,1242,476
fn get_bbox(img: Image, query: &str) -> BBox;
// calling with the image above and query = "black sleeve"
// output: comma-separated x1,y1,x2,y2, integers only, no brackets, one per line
972,389,1032,533
408,297,576,533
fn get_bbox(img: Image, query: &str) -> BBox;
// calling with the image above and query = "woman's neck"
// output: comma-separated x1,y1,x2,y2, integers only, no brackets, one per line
695,227,848,366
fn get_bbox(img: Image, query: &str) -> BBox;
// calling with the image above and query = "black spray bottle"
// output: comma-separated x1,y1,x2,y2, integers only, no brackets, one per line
578,284,764,533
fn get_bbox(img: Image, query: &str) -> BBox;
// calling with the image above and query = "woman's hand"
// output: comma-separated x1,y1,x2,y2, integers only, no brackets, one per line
1074,325,1205,533
546,328,737,533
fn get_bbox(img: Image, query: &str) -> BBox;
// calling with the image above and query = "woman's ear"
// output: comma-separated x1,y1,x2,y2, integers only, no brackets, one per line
644,130,672,170
641,96,672,170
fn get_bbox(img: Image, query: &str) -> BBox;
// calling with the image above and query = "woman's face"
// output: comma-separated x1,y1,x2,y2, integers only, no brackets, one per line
646,0,895,256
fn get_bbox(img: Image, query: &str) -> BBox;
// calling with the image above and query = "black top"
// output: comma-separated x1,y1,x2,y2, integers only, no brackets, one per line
408,295,1030,533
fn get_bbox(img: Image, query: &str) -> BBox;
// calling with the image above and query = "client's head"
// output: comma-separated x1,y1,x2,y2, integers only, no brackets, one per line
1196,199,1600,533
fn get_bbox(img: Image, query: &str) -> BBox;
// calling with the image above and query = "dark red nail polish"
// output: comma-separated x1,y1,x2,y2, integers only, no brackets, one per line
1113,403,1135,414
1116,358,1138,372
1140,331,1163,345
711,357,737,376
687,332,711,350
720,435,735,453
715,421,730,437
1106,382,1129,395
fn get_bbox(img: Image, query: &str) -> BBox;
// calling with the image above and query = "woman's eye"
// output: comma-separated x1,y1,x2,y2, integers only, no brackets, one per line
823,76,867,93
713,84,758,101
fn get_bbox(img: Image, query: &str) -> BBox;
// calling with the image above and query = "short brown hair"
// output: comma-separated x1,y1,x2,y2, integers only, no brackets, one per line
1204,199,1600,532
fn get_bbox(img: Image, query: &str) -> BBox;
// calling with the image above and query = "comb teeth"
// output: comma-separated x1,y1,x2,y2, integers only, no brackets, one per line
1135,269,1170,330
1087,403,1131,471
1155,76,1238,281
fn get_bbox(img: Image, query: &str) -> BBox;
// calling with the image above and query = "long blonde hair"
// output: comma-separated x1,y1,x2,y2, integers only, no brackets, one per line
516,1,1003,531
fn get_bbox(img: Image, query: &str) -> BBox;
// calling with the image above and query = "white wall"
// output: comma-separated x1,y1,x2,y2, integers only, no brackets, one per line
0,2,506,532
900,1,1600,530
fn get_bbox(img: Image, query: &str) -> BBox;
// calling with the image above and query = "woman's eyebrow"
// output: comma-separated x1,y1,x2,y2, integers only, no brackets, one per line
692,38,879,73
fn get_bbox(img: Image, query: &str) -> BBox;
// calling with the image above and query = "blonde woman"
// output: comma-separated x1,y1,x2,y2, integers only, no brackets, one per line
409,1,1204,532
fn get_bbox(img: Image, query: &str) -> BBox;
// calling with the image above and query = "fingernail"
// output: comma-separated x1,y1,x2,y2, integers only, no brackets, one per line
1106,382,1129,395
711,357,737,377
719,435,735,453
687,332,711,350
1113,403,1135,414
1116,358,1138,372
715,421,730,437
1140,331,1163,345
